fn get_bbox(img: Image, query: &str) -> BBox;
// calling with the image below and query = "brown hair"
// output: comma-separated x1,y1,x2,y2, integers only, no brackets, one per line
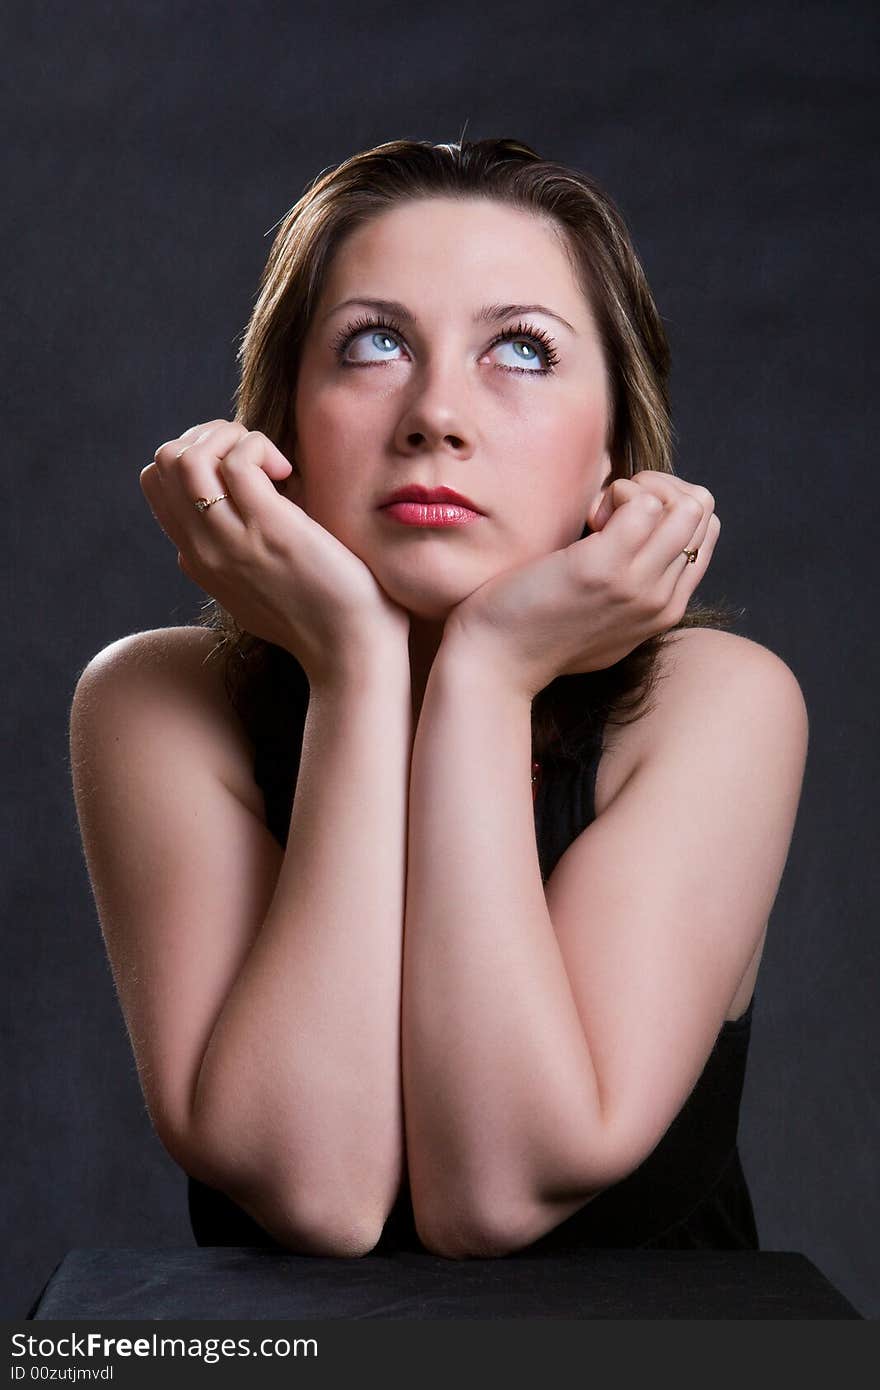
197,137,743,763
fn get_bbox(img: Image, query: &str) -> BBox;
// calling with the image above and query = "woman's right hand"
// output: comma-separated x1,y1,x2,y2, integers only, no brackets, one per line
140,420,411,687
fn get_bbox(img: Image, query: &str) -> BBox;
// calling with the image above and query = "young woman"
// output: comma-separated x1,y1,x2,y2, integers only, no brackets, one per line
69,138,809,1260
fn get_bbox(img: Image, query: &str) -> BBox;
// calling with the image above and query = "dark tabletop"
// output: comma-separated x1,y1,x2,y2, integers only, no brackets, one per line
27,1247,862,1320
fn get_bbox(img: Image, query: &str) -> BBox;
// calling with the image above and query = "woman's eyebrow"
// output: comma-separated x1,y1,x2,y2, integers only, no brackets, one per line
322,297,577,334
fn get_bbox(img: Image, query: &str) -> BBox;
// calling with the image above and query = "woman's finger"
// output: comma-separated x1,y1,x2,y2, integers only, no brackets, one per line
152,421,250,534
661,513,722,621
630,472,716,580
139,462,187,551
587,476,640,531
216,432,296,537
150,419,239,475
627,470,715,533
576,490,670,584
141,420,253,556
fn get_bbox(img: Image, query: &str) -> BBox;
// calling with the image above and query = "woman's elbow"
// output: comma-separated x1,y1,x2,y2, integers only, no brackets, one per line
170,1137,385,1257
220,1175,385,1257
272,1194,385,1258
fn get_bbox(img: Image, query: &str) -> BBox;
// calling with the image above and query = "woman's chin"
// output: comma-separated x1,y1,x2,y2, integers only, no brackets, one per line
379,580,473,625
398,594,463,624
365,557,481,623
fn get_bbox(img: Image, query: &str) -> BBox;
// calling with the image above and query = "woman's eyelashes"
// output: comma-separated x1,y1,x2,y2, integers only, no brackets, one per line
329,314,560,376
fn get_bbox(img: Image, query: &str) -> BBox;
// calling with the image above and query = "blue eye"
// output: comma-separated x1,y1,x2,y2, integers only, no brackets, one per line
330,314,559,376
346,329,405,362
494,337,544,370
331,315,408,365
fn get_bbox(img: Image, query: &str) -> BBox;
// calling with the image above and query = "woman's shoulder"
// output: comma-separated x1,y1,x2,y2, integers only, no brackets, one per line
658,626,805,691
77,625,264,815
595,628,807,816
79,624,231,706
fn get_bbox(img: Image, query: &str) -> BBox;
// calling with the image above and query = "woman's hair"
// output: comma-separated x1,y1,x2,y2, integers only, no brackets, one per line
197,137,743,763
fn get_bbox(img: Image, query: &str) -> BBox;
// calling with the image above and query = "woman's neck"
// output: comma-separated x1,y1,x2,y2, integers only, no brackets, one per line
407,617,448,725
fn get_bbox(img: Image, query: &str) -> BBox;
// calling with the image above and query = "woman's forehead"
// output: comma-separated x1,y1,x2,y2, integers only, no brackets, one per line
318,197,592,326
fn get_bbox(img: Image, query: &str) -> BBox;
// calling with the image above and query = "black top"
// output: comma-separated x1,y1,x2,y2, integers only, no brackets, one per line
188,681,759,1254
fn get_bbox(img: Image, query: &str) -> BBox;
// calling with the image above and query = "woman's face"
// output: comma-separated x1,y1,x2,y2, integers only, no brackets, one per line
291,195,612,621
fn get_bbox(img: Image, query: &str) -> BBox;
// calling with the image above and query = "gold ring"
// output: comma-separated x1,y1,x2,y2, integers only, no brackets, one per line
194,494,229,513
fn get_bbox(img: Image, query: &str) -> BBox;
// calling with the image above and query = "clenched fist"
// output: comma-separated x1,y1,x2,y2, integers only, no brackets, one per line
140,420,410,687
443,469,721,697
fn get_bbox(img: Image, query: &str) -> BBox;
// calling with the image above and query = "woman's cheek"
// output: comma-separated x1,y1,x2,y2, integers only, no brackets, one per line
298,400,365,478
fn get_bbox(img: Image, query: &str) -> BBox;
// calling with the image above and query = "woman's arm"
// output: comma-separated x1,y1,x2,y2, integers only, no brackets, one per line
191,645,413,1252
71,627,412,1256
401,626,808,1258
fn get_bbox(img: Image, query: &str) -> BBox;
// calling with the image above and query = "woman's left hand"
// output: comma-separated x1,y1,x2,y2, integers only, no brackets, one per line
442,470,721,698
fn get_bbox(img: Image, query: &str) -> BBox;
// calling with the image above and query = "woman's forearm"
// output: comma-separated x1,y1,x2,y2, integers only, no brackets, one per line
401,635,604,1256
190,646,412,1252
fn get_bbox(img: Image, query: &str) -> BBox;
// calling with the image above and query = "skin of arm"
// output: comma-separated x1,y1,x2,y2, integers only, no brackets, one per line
191,642,413,1256
401,626,808,1259
401,640,606,1258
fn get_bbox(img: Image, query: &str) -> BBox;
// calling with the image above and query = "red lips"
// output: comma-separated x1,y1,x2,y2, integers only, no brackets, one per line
379,484,482,513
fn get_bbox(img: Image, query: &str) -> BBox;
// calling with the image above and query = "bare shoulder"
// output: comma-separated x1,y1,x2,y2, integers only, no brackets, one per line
652,627,808,725
75,625,264,816
595,628,808,817
554,627,809,1031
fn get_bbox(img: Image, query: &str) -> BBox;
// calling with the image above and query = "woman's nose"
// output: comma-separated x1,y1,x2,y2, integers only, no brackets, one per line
393,359,475,457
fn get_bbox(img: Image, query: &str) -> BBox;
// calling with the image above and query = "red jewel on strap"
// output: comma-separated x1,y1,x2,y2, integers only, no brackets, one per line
531,759,541,802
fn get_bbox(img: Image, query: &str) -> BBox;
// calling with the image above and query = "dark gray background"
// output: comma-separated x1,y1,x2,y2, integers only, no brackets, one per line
5,0,877,1320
